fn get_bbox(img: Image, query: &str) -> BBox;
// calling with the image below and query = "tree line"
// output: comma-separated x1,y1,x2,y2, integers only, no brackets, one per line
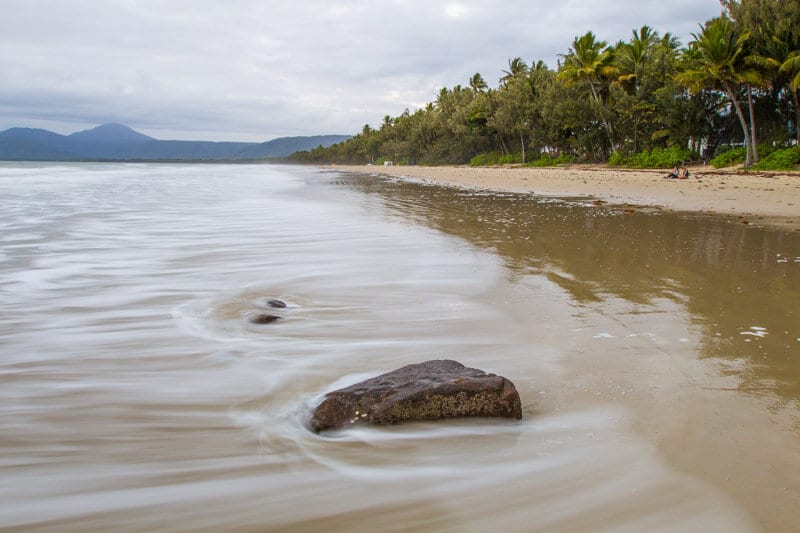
291,0,800,169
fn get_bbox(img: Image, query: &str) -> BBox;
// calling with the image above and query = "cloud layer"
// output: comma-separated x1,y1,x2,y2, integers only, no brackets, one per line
1,0,722,141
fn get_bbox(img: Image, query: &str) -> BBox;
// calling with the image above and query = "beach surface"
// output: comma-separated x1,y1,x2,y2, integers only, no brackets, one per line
2,163,798,531
333,163,800,531
336,164,800,230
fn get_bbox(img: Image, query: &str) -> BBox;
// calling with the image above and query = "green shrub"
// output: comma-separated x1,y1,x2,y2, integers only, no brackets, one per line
469,151,502,166
636,146,693,168
469,152,523,166
499,153,522,164
710,147,746,168
711,145,779,168
608,152,625,166
609,146,694,169
750,146,800,171
528,153,574,167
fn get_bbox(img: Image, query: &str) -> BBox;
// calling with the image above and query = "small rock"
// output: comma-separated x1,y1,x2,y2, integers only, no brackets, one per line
309,359,522,432
266,299,287,309
249,314,282,324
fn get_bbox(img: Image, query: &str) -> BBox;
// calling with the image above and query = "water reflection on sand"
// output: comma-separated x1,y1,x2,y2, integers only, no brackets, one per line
341,170,800,531
345,172,800,402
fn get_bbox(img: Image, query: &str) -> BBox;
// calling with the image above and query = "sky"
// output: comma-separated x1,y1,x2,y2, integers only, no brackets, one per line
1,0,724,142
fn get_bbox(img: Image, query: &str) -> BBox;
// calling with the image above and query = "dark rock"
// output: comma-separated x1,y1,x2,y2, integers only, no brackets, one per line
266,299,287,309
309,359,522,432
249,313,282,324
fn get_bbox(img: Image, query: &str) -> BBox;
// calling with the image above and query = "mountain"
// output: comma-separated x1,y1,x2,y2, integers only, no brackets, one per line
69,123,155,145
0,123,351,161
62,123,156,159
0,135,79,161
0,127,79,159
237,135,351,159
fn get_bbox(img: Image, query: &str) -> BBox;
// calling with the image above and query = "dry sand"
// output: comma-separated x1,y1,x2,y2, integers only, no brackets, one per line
336,164,800,231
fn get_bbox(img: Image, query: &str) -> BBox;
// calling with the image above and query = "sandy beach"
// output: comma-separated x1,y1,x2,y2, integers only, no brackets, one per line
336,164,800,231
332,163,800,531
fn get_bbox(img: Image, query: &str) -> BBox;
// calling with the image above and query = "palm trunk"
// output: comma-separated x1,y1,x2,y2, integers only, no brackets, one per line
747,85,759,163
792,88,800,144
724,81,753,167
589,82,617,154
519,132,526,164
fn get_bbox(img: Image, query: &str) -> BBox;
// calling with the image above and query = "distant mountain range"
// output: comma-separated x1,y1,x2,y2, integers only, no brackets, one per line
0,123,351,161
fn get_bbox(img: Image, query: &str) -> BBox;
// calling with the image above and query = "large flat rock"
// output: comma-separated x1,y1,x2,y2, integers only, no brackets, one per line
309,359,522,432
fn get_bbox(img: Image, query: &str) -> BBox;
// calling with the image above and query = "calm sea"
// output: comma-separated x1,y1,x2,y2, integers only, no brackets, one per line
1,162,797,531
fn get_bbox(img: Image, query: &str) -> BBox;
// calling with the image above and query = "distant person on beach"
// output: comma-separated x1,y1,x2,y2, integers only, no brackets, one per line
665,165,679,179
678,166,689,179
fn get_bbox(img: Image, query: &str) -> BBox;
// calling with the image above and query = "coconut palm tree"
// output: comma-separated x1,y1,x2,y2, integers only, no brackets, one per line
742,33,796,157
557,31,619,153
680,17,757,166
616,25,659,91
780,50,800,141
500,57,529,85
781,50,800,87
469,72,488,94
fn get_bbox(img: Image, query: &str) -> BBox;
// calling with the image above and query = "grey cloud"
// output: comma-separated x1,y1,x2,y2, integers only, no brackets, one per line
1,0,722,141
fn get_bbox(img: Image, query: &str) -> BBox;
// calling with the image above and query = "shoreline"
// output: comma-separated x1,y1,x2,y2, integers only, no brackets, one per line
334,164,800,231
335,162,800,530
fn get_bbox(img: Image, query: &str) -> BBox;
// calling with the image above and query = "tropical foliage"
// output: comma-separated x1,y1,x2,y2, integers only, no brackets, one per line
609,146,695,168
291,1,800,169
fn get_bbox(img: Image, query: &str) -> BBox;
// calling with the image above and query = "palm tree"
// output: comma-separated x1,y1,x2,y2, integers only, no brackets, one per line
660,32,681,53
780,50,800,141
500,57,529,85
680,17,756,166
469,72,488,94
557,31,619,153
655,32,682,79
781,48,800,85
616,25,659,91
435,87,450,111
530,59,548,72
743,33,794,159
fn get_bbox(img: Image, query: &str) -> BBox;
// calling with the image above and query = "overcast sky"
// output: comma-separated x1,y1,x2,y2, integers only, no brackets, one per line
1,0,723,141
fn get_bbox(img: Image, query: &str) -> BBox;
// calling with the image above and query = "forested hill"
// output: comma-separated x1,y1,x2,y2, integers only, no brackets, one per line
0,123,350,161
290,0,800,171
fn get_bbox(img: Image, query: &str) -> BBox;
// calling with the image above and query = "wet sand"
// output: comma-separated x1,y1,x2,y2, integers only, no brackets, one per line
336,164,800,231
338,169,800,532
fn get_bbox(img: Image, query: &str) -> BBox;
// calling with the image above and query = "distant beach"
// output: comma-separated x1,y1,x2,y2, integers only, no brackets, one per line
335,164,800,231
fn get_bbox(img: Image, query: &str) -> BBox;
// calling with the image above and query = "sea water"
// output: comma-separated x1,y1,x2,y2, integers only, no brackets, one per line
1,162,798,531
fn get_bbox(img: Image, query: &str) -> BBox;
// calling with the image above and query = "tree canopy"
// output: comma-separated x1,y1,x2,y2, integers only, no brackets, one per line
291,1,800,168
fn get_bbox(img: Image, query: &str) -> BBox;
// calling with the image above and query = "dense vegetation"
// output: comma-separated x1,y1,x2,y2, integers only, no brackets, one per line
291,0,800,170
